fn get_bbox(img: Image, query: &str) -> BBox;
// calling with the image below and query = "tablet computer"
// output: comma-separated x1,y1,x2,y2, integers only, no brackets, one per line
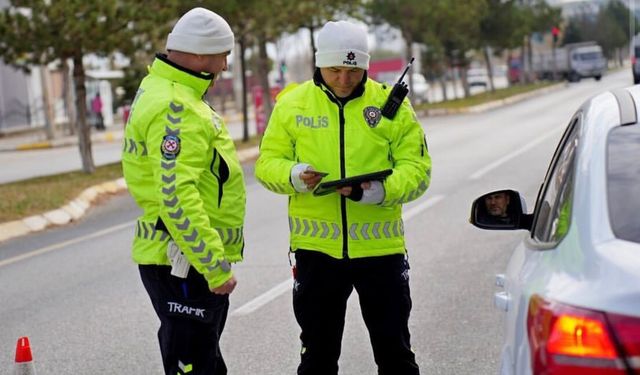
313,169,393,196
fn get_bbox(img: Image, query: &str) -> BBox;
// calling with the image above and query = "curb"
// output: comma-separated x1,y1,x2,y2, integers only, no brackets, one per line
416,82,566,117
0,130,122,152
0,146,260,244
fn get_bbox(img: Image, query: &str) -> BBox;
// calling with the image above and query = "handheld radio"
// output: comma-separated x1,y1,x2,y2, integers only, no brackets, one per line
381,57,415,119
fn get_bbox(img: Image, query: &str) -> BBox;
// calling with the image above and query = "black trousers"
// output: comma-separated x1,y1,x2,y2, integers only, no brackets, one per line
139,265,229,375
293,250,419,375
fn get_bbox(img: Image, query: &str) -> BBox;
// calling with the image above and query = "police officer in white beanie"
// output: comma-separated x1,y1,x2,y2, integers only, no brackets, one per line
256,20,430,375
164,7,234,80
123,7,247,375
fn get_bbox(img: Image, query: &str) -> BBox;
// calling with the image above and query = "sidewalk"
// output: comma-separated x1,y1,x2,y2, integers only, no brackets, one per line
0,128,122,152
0,110,254,152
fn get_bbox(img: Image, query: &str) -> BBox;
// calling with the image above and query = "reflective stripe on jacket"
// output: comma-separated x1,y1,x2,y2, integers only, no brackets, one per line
255,76,431,259
122,55,246,288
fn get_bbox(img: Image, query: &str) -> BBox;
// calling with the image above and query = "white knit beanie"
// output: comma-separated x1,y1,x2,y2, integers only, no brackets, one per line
315,21,370,70
166,7,234,55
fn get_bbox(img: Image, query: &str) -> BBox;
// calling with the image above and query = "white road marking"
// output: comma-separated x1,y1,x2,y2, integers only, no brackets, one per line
233,194,446,316
0,220,136,268
402,194,445,221
231,278,293,316
469,129,562,180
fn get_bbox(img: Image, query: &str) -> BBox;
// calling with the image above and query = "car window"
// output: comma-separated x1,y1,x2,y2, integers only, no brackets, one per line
576,52,601,61
532,118,580,243
607,125,640,244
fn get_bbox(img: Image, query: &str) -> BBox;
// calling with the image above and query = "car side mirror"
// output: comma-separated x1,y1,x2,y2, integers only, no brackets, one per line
469,189,533,231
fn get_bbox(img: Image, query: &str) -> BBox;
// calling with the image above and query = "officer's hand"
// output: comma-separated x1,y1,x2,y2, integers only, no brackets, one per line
211,275,237,295
300,170,324,190
338,181,371,196
337,186,352,196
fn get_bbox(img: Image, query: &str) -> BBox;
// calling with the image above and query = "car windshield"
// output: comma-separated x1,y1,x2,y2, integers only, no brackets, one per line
576,52,601,61
607,125,640,244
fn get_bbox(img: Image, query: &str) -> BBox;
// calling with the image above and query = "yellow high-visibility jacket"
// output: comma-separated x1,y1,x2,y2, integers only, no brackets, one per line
255,73,431,259
122,55,246,288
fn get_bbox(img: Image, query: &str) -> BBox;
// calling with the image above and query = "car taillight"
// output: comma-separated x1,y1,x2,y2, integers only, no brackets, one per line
633,56,637,65
527,294,640,374
608,312,640,374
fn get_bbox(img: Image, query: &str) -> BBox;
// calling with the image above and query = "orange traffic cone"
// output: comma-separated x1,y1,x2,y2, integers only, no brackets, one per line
14,336,36,375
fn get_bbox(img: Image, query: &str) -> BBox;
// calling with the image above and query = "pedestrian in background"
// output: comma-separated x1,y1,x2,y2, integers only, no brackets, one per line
255,20,431,375
91,92,105,130
121,7,246,375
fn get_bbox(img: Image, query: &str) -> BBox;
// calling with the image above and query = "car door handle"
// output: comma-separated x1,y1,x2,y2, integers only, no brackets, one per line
494,291,510,312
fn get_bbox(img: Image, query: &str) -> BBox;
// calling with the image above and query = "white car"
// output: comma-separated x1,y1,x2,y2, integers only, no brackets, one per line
409,73,430,103
467,68,489,87
470,86,640,375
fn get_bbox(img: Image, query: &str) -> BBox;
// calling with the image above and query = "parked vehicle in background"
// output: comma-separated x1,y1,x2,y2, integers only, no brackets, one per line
409,73,430,103
532,41,606,82
466,65,508,93
470,86,640,375
467,68,489,87
376,70,430,104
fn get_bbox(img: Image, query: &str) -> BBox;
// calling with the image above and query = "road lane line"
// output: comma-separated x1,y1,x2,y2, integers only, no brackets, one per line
402,194,445,221
469,128,562,180
231,278,293,316
0,220,135,268
233,194,446,316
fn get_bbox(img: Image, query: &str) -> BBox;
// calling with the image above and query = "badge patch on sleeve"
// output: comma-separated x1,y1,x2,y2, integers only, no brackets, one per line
161,135,181,159
363,106,382,128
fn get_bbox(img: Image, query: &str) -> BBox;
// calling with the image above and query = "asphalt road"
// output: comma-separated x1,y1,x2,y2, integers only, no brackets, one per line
0,69,633,374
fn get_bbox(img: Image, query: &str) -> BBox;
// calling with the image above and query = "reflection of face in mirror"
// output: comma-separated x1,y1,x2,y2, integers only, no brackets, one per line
472,189,528,230
484,192,511,220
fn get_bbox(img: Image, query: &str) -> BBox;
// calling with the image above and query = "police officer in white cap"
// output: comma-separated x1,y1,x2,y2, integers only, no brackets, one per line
256,20,430,375
122,7,246,375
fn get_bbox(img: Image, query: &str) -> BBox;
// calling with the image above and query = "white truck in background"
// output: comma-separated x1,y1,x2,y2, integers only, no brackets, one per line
532,41,606,82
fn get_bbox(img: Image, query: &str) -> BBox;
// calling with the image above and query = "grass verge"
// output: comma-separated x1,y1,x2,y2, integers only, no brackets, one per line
415,82,556,111
0,135,262,223
0,162,123,222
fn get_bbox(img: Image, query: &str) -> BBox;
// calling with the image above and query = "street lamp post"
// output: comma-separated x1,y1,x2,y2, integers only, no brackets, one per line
552,44,557,81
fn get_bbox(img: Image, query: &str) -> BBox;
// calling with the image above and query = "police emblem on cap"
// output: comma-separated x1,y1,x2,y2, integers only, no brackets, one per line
346,51,356,61
161,135,181,160
363,106,382,128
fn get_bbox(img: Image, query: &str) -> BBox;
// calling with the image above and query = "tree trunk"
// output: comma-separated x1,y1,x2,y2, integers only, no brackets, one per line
62,59,76,136
39,66,55,140
257,36,273,123
72,53,95,173
438,76,448,102
618,48,623,67
483,45,496,92
460,64,470,98
526,35,533,83
239,37,249,143
519,42,526,84
308,25,316,72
